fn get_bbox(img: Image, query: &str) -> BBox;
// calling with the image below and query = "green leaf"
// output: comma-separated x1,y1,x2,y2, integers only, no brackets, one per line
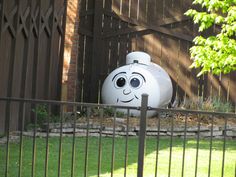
186,0,236,76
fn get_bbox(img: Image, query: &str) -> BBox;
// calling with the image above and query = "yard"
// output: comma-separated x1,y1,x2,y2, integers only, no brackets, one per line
0,0,236,177
0,136,235,177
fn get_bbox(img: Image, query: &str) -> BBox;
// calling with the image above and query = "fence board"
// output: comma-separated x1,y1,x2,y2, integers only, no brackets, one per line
77,0,88,102
4,0,20,131
156,0,164,20
82,38,93,103
77,0,94,103
136,0,147,51
130,0,138,50
83,0,94,102
109,1,119,70
89,0,103,103
163,0,173,20
0,0,6,128
119,0,129,67
100,0,112,87
230,72,236,107
76,33,85,102
178,41,195,101
220,74,230,101
114,0,124,66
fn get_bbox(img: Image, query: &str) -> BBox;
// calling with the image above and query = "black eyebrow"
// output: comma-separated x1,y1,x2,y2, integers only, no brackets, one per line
112,72,126,81
132,72,146,82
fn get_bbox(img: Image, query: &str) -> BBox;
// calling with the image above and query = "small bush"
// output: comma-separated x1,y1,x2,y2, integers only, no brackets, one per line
182,97,233,112
103,107,115,117
103,107,125,118
211,97,233,112
31,105,61,128
32,104,48,127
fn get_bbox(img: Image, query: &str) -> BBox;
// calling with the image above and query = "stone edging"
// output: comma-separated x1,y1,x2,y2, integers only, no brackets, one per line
1,122,235,144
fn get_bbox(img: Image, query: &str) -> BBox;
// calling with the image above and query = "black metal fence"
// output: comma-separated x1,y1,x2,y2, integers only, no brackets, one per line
0,96,236,177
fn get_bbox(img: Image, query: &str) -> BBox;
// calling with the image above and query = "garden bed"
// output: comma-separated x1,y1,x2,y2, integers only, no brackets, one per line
1,114,236,145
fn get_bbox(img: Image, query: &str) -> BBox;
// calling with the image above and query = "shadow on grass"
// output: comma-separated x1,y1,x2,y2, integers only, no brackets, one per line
0,136,235,177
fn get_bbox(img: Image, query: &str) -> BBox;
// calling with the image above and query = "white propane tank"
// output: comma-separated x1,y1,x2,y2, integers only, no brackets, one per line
101,51,173,117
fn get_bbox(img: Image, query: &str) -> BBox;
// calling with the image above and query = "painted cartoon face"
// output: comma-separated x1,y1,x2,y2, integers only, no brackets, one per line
101,64,160,114
102,51,173,117
112,70,146,103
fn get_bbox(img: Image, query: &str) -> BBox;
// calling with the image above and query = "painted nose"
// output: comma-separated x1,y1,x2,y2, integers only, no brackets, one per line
123,89,131,95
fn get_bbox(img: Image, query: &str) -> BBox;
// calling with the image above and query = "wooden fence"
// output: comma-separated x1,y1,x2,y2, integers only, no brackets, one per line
0,0,67,132
77,0,236,107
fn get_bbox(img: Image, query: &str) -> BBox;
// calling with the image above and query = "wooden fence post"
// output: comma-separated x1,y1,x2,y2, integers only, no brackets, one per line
90,0,103,103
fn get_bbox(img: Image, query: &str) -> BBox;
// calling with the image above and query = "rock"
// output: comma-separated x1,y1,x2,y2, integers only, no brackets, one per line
226,125,236,131
166,132,196,136
146,132,167,136
101,130,114,135
226,131,236,137
91,124,101,129
167,127,185,132
116,132,136,136
104,126,123,131
51,128,86,133
199,131,222,137
146,127,167,132
123,127,135,132
115,118,126,124
187,126,209,132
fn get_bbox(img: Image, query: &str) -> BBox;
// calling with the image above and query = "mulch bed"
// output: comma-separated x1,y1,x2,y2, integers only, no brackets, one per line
76,114,236,129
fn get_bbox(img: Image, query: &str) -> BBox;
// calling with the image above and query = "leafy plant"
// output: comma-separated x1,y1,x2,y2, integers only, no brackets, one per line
104,107,115,117
26,123,40,131
31,105,61,127
103,107,125,118
182,97,233,112
211,97,234,112
32,104,48,127
185,0,236,76
116,111,125,118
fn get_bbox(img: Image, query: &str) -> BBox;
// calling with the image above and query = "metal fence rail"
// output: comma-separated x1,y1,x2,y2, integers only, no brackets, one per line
149,106,236,177
0,96,236,177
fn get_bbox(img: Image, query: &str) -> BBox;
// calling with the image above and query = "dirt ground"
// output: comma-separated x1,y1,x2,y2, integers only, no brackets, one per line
76,113,236,129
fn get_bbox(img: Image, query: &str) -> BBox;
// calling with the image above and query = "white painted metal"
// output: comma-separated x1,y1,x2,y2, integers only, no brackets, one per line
102,51,173,117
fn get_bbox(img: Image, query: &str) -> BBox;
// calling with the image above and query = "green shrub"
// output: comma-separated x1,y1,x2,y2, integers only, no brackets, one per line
211,97,233,112
182,97,233,112
31,105,61,128
32,104,48,127
103,107,115,117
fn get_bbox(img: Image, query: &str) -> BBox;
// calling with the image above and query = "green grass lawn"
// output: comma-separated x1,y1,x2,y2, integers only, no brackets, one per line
0,136,235,177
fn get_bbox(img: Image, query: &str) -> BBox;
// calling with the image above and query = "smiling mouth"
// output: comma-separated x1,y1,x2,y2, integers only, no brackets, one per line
120,98,134,103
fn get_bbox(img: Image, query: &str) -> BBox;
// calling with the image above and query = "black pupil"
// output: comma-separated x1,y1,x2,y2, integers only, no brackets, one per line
130,78,140,88
116,77,126,87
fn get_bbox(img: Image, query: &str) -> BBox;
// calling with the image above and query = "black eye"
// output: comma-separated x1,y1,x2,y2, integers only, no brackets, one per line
130,78,140,88
116,77,126,87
